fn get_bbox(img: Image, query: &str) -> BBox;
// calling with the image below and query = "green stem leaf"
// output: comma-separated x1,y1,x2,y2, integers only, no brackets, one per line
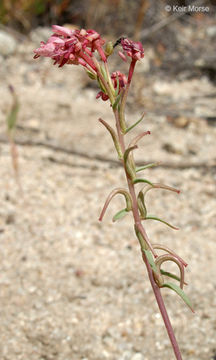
125,112,145,133
145,215,179,230
136,162,159,173
161,269,187,285
162,282,194,312
143,249,157,273
112,93,121,110
133,178,153,186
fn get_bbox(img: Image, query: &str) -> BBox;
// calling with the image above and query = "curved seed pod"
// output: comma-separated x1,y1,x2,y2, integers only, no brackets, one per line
99,118,123,159
152,243,187,267
142,183,180,197
125,112,145,133
99,188,132,221
123,145,137,181
137,190,147,218
155,254,185,289
129,130,151,148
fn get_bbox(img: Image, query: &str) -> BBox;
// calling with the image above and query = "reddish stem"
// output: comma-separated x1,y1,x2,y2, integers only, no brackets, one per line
142,251,183,360
112,105,183,360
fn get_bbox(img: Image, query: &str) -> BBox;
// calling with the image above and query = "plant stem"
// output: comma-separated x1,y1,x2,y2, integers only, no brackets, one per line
143,252,183,360
112,107,183,360
119,59,136,132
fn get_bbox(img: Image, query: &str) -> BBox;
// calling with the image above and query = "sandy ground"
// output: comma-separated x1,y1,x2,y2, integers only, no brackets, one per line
0,33,216,360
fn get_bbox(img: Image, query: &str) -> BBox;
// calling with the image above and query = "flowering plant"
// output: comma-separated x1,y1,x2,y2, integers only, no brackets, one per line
34,25,193,360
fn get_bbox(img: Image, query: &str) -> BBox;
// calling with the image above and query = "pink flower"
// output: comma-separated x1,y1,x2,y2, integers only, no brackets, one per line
52,25,74,37
119,38,144,61
96,91,109,101
111,71,127,91
33,25,106,68
33,31,82,67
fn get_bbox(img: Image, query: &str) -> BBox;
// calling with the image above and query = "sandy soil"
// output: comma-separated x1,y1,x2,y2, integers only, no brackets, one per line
0,32,216,360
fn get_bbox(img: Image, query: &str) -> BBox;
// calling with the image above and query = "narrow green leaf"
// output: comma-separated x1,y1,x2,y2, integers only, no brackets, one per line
97,76,107,93
134,225,148,250
112,208,128,222
145,215,179,230
162,282,194,312
143,249,157,273
7,104,19,131
125,113,145,133
133,178,153,186
161,269,181,282
136,163,159,173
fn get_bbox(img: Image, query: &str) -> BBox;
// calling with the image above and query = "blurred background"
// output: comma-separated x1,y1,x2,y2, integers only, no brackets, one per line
0,1,216,360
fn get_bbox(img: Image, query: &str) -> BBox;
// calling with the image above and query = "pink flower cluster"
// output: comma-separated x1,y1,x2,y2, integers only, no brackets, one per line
33,26,145,102
33,25,106,68
119,38,144,61
96,71,127,101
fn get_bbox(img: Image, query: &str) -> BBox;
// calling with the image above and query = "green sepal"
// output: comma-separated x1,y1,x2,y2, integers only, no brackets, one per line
133,178,153,186
100,64,108,81
143,249,157,273
112,93,121,110
112,208,128,222
137,191,147,218
162,282,194,312
145,215,179,230
125,113,145,133
123,146,137,181
136,163,158,173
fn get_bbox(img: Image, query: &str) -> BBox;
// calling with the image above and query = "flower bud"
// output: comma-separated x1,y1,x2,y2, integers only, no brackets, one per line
104,41,114,56
85,70,97,80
